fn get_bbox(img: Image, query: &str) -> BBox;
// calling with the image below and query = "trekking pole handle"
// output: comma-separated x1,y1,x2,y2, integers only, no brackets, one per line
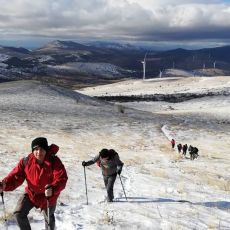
1,192,4,204
45,185,53,198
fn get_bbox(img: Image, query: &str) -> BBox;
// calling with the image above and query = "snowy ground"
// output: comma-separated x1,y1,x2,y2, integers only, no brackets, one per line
0,77,230,229
78,76,230,96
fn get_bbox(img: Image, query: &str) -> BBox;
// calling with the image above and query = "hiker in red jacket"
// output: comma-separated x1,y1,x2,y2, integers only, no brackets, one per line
0,137,68,230
171,139,176,148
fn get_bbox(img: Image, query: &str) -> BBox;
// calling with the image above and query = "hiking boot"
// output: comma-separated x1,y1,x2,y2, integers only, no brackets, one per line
107,198,113,202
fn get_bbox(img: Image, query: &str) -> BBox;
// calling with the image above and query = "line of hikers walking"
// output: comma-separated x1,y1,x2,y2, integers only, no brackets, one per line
171,139,199,160
0,137,124,230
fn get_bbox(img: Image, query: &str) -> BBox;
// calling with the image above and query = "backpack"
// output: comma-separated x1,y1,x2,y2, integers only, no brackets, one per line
96,149,118,167
23,154,56,170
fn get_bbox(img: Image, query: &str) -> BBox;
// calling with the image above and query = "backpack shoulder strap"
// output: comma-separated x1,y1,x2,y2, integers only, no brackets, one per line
49,154,57,170
23,156,29,168
23,155,56,170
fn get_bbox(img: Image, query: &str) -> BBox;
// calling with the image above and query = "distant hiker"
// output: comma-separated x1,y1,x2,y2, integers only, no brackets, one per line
82,149,124,202
177,143,182,153
188,145,199,160
182,144,188,155
0,137,68,230
171,139,176,148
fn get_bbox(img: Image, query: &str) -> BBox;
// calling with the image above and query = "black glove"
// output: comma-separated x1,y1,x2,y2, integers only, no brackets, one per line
82,161,87,167
0,181,4,193
117,167,122,175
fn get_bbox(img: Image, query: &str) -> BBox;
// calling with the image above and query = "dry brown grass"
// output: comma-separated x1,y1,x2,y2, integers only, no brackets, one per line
159,143,184,162
184,169,230,191
170,153,184,162
0,212,13,224
206,177,230,191
99,210,114,225
159,143,171,154
150,168,169,179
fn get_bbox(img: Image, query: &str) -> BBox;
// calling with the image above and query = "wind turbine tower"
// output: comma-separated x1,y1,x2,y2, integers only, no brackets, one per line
141,52,147,80
203,63,206,71
159,70,163,78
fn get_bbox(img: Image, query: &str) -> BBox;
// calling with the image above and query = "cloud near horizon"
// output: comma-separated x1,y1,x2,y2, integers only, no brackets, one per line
0,0,230,47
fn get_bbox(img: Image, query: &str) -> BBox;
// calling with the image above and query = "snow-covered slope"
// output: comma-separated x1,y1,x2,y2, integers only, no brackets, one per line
78,76,230,96
49,62,124,77
0,54,10,62
164,69,194,77
0,79,230,229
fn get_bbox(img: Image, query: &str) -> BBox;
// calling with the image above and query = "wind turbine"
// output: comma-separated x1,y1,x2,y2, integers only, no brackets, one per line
159,70,163,78
213,61,216,69
141,52,147,80
203,63,205,71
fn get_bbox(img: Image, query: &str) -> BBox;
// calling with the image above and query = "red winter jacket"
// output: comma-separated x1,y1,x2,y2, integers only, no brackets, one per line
3,144,68,209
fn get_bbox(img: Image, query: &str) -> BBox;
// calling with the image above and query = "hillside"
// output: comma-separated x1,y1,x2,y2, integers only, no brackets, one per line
0,77,230,229
79,75,230,96
1,41,230,89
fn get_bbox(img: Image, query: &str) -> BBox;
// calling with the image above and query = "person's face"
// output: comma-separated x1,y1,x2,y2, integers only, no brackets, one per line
33,146,46,164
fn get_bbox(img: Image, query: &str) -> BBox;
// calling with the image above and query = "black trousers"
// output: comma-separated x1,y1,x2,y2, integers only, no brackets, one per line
103,174,117,202
14,193,56,230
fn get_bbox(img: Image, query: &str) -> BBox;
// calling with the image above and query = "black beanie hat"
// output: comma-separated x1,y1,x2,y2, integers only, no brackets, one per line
99,148,109,158
31,137,49,152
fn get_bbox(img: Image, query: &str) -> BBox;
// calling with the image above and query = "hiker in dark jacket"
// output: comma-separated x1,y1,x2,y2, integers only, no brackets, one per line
188,145,199,160
0,137,68,230
82,148,124,202
182,144,188,155
177,143,182,153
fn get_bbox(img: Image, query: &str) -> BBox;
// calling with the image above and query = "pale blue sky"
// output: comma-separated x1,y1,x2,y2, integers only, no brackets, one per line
0,0,230,49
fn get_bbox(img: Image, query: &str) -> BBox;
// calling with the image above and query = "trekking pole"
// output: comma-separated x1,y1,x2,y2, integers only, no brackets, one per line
45,185,52,230
46,198,51,230
1,192,8,230
118,175,128,201
83,166,89,205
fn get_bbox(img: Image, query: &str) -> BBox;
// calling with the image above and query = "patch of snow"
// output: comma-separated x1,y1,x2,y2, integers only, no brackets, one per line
50,62,123,77
164,69,194,77
0,63,8,68
37,55,54,63
0,54,10,62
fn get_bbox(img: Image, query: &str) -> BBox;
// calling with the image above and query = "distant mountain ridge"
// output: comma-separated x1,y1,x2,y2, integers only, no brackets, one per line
36,40,92,52
0,46,30,56
0,40,230,88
